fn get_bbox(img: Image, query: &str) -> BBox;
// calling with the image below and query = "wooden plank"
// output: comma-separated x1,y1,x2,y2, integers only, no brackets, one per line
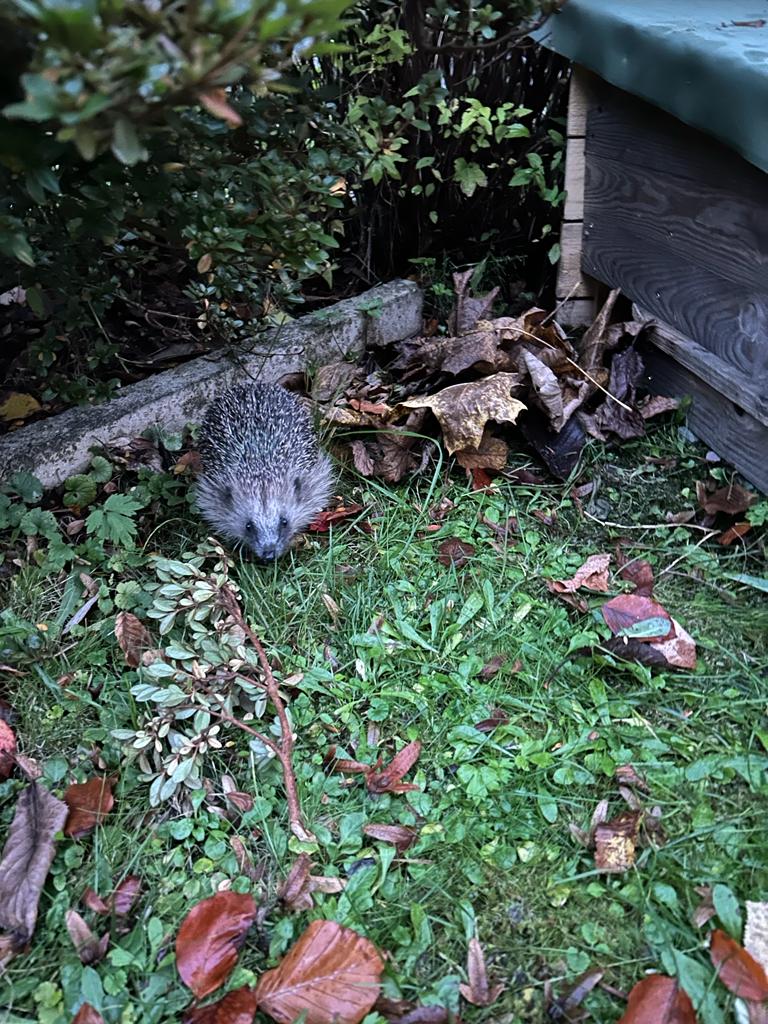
555,297,596,327
642,344,768,494
583,86,768,380
636,305,768,426
563,136,585,221
557,221,593,299
567,66,597,138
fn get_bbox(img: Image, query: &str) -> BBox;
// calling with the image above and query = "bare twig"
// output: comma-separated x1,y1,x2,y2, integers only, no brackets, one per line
218,586,314,842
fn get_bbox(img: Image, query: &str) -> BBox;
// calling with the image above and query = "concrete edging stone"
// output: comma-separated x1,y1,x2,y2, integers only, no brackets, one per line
0,279,423,489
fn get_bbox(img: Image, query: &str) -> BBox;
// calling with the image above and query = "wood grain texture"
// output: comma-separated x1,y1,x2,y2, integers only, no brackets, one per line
642,344,768,494
566,66,598,138
557,221,594,299
563,137,585,221
583,86,768,382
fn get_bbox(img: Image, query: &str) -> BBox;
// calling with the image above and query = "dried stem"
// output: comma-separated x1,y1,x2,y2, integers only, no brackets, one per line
218,586,314,842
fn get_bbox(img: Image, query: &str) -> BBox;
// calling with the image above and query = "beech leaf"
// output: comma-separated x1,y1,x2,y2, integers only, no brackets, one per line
363,823,418,854
548,553,611,594
115,612,153,668
710,928,768,1001
0,782,68,961
602,594,673,641
255,919,384,1024
183,986,259,1024
72,1004,106,1024
176,891,257,998
618,974,697,1023
64,777,115,837
367,740,422,795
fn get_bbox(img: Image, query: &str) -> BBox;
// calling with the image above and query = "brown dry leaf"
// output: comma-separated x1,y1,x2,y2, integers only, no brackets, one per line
0,782,68,964
437,538,475,568
198,89,243,128
176,891,257,999
618,974,697,1023
692,886,716,928
399,373,525,454
112,876,141,916
312,361,360,403
0,719,16,780
478,654,507,680
350,440,375,477
362,823,418,855
278,855,344,913
615,764,648,791
114,612,153,669
522,349,568,431
474,707,510,733
710,928,768,1002
454,429,509,471
449,269,499,334
0,391,41,423
229,837,265,885
183,986,259,1024
651,619,697,670
254,919,384,1024
308,504,364,532
639,395,680,420
72,1004,106,1024
174,450,202,476
551,968,605,1018
367,740,422,795
65,909,109,965
548,553,611,594
601,594,673,641
745,902,768,975
578,288,621,373
459,937,504,1007
64,777,115,838
594,811,642,873
619,558,655,597
82,888,110,915
717,522,751,545
696,481,756,516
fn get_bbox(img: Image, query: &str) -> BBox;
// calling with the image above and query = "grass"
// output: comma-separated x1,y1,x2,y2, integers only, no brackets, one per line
1,421,767,1024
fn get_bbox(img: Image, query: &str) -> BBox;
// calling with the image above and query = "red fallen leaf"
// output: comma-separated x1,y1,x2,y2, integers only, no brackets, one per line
0,719,16,780
470,467,494,491
548,553,611,594
367,740,422,795
114,611,153,669
173,450,202,476
363,823,418,854
601,594,673,641
696,481,756,516
717,522,751,545
437,538,475,568
65,909,109,964
594,811,642,873
308,504,364,532
183,986,259,1024
82,887,110,914
459,936,504,1007
474,707,510,733
176,891,257,999
619,558,655,597
710,928,768,1001
72,1004,106,1024
64,777,115,838
255,919,384,1024
618,974,697,1023
112,875,141,916
198,88,243,128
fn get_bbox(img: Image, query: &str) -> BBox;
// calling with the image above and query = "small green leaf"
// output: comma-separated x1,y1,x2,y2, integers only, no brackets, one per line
7,471,43,503
64,474,98,508
89,455,112,483
712,883,742,938
20,508,59,540
453,158,487,198
111,118,147,166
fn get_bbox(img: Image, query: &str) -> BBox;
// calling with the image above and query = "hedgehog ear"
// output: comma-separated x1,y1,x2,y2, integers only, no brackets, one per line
220,485,233,507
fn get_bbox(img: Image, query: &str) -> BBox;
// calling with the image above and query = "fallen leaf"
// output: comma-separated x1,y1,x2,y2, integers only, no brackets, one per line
362,823,418,854
308,504,364,532
615,765,648,791
400,373,525,454
0,782,68,963
173,450,202,475
692,886,716,928
82,887,110,915
710,929,768,1001
64,777,115,838
519,409,586,479
478,654,508,680
601,594,673,641
198,89,243,128
229,837,265,884
65,909,109,964
350,440,375,477
696,481,756,516
619,559,655,597
184,983,262,1024
618,974,697,1023
594,811,642,873
716,522,751,545
551,968,605,1017
367,740,422,795
548,553,611,594
459,936,504,1007
183,987,259,1024
639,395,679,420
176,891,257,999
112,876,141,916
437,538,475,568
0,719,16,780
375,1001,449,1024
651,618,697,670
449,269,500,334
279,855,314,912
745,902,768,975
454,429,509,472
468,467,494,490
474,707,510,733
115,612,153,668
72,1005,106,1024
0,391,41,424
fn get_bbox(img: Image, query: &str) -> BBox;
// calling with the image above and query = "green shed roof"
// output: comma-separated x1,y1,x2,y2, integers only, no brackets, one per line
532,2,768,173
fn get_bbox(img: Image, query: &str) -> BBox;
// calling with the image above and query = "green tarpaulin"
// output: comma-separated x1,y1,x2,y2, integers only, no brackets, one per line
532,2,768,173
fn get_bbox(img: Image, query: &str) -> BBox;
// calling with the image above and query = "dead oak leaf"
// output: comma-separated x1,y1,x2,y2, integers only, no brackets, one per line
176,891,257,999
399,373,525,454
548,553,611,594
459,937,504,1007
0,782,68,963
254,919,384,1024
64,777,115,838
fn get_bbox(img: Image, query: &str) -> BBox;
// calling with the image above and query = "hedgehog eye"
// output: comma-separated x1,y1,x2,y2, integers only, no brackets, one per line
278,515,289,531
244,520,255,534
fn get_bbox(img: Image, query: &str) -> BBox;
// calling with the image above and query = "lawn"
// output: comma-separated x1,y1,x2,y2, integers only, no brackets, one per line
1,421,767,1023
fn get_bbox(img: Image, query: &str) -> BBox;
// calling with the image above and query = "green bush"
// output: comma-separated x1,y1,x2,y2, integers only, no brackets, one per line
0,0,565,406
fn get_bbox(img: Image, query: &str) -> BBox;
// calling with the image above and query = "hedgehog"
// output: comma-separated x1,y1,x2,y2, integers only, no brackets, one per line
195,381,334,560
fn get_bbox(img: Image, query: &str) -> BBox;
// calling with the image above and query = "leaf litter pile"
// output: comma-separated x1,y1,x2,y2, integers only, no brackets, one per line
0,276,767,1023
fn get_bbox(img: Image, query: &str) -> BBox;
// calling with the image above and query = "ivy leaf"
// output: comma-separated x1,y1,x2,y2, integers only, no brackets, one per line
111,118,147,166
86,494,142,547
453,158,487,198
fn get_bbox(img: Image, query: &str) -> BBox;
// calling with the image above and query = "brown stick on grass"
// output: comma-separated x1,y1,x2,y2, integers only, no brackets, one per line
218,585,314,843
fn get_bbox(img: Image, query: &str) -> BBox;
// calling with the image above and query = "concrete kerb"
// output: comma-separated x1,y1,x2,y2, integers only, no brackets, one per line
0,279,423,489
